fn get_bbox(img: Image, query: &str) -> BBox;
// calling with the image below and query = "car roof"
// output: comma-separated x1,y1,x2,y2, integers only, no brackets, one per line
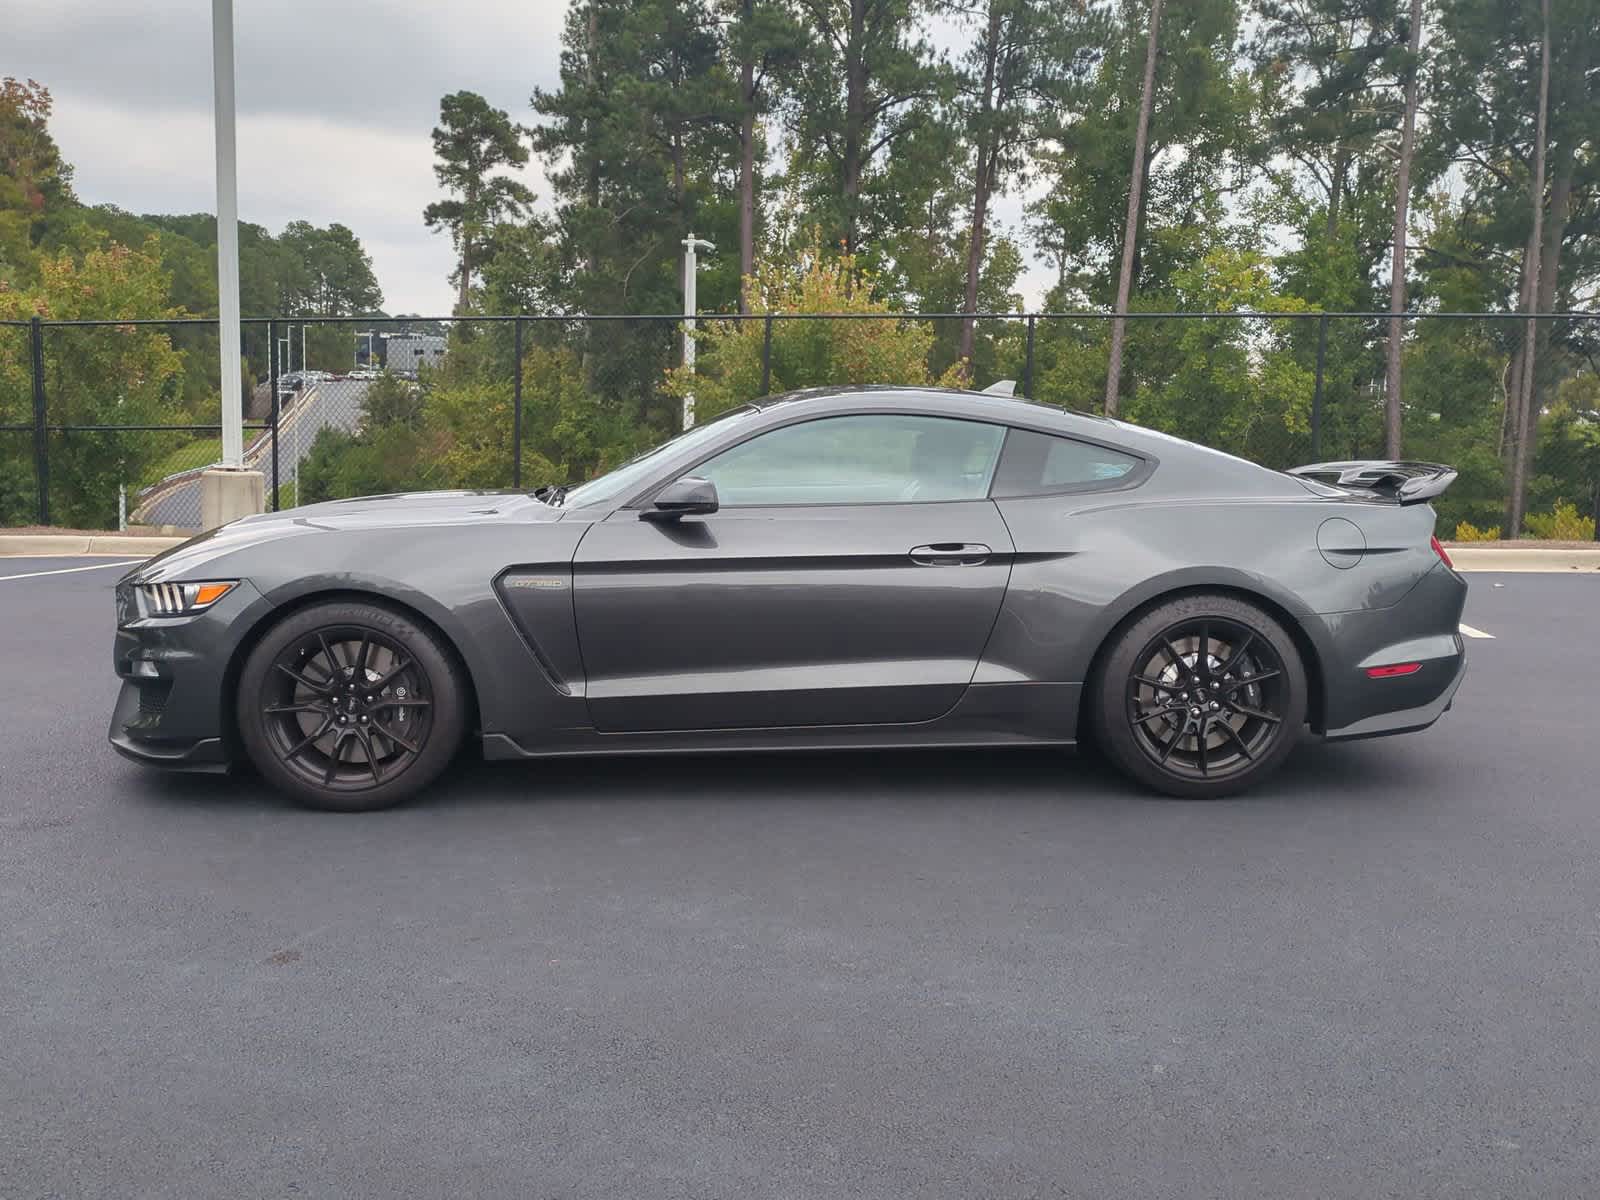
753,383,1103,424
753,384,1144,446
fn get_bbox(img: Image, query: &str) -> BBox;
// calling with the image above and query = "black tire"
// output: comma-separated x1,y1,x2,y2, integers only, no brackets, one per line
1091,593,1308,799
237,600,468,812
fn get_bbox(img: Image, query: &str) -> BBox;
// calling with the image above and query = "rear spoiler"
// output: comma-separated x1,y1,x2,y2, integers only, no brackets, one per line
1287,460,1458,504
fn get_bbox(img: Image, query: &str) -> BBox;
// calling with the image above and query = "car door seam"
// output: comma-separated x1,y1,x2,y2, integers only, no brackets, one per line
965,500,1018,689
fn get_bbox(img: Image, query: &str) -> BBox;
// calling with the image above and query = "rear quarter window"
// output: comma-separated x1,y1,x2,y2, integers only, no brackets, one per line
990,428,1145,497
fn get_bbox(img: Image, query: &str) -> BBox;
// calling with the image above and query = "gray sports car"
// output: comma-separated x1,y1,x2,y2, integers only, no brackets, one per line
109,385,1467,811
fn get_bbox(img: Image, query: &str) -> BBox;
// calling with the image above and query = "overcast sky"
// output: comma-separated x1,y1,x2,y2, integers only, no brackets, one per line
12,0,1048,315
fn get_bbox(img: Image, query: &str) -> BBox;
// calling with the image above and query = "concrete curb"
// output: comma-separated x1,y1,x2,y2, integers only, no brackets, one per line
0,534,188,558
1448,547,1600,573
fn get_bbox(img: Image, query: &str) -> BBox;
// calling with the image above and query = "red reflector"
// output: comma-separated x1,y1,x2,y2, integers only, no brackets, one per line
1430,535,1454,568
1367,663,1423,678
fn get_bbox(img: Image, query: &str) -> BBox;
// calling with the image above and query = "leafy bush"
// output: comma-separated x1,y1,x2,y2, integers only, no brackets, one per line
1524,501,1595,541
1451,521,1501,542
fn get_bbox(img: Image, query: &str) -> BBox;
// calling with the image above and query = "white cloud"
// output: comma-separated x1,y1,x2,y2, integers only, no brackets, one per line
49,97,548,314
15,0,569,315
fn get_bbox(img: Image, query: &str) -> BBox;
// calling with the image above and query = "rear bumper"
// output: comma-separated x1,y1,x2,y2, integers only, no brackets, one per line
1319,562,1469,741
1321,649,1465,741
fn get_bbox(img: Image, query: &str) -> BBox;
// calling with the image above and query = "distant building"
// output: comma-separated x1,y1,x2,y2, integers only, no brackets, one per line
382,334,448,376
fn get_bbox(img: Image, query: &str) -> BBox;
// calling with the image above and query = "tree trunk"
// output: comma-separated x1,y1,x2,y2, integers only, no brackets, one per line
959,2,1004,370
1504,0,1551,539
671,133,686,207
1326,145,1346,240
458,181,477,315
841,0,867,253
1103,0,1163,418
582,1,601,390
583,3,601,271
1382,0,1423,459
959,151,991,370
738,3,757,314
1127,135,1156,295
1501,233,1538,474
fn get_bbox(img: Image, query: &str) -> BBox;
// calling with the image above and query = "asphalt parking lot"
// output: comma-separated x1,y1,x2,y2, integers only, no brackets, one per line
3,557,1597,1199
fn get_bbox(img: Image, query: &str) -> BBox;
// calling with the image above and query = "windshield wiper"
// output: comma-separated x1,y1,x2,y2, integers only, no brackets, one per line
532,484,568,507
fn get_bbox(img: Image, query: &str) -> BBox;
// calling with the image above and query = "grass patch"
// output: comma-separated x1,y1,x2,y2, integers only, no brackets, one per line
139,437,221,488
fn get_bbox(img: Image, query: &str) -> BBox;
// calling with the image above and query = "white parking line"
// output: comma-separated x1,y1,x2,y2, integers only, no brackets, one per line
0,560,141,583
1459,623,1496,639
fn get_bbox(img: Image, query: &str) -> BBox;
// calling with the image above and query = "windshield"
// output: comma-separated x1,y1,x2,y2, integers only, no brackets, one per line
556,404,761,509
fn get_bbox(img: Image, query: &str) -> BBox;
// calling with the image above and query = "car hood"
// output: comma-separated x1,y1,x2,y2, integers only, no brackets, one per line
284,489,550,529
124,489,561,584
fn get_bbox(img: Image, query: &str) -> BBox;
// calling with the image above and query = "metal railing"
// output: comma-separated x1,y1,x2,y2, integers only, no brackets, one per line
2,309,1596,539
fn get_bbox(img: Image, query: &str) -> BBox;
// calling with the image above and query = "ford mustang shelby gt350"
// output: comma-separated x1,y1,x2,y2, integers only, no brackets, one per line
110,386,1466,810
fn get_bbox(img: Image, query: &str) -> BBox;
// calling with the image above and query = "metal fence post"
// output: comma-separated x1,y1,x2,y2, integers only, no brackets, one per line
1310,314,1329,460
29,316,49,525
268,318,280,511
760,313,774,398
512,317,524,488
1021,315,1037,399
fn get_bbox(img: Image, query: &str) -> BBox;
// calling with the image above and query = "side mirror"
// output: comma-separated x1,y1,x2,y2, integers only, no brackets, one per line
642,475,719,521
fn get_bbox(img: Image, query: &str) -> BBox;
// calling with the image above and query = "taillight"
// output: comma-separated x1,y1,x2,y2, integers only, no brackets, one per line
1367,663,1423,678
1430,535,1454,569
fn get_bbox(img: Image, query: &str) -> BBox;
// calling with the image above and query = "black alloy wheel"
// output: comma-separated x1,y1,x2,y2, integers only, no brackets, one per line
1127,618,1287,780
238,601,467,811
1094,594,1307,798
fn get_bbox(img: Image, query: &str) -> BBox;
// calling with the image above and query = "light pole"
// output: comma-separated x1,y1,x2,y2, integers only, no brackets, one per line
681,234,714,430
292,326,300,505
198,0,265,528
212,0,243,467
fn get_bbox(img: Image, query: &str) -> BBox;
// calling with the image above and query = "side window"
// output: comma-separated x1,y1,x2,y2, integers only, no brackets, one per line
695,414,1006,506
990,428,1143,497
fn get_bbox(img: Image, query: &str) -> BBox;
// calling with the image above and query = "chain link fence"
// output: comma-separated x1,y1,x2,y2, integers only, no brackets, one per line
2,311,1596,539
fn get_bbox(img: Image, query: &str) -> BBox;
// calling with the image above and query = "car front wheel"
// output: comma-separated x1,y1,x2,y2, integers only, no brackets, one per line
1093,593,1308,798
237,600,467,811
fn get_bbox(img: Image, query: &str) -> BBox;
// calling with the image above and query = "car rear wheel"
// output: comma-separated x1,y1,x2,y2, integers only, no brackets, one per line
237,601,467,812
1092,594,1307,798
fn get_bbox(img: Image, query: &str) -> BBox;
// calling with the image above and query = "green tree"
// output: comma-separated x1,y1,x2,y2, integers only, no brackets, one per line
360,371,424,429
1030,0,1257,310
941,0,1106,368
424,91,535,314
533,0,738,433
0,78,74,285
0,242,185,527
277,221,382,316
722,0,805,306
1426,0,1600,532
1103,0,1163,415
667,235,965,422
785,0,945,253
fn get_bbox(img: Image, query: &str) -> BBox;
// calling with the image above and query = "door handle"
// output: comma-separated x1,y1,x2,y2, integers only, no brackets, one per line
909,543,991,566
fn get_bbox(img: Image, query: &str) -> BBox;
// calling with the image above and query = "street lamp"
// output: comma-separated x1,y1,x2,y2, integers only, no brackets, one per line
681,234,715,430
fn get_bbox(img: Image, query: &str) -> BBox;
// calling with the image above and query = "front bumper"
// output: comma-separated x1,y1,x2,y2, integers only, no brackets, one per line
107,578,271,770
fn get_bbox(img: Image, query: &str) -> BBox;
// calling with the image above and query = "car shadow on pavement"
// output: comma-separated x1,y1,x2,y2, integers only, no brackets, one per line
111,734,1429,815
423,734,1427,813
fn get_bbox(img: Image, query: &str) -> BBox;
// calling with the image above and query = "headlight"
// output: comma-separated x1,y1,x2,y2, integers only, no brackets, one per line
136,580,238,617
